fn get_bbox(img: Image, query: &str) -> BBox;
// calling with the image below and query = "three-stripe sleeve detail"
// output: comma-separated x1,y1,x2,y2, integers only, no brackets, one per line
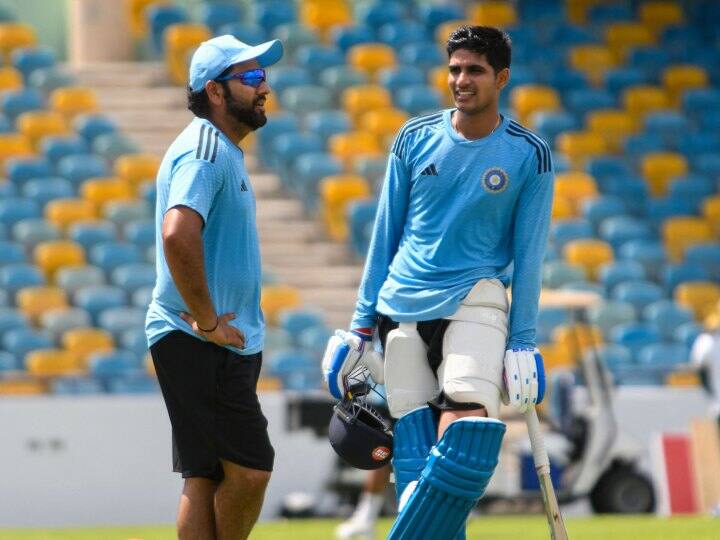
506,121,552,174
196,125,220,163
391,112,444,161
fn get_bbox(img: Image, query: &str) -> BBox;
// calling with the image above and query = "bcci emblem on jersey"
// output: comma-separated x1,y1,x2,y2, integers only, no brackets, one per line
482,167,509,193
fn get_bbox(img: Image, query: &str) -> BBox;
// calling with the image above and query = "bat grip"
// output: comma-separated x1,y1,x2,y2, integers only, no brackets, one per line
525,406,550,473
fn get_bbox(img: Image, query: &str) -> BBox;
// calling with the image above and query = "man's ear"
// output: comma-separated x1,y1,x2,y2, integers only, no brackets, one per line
496,67,509,91
205,80,224,106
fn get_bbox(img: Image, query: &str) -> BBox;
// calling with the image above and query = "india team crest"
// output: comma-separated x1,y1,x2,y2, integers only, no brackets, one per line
482,167,509,193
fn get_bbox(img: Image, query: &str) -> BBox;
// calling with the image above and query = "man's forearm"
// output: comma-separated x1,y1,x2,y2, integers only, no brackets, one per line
163,231,217,328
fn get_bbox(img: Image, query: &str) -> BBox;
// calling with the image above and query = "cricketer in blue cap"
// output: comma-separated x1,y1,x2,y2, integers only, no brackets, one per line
146,34,283,540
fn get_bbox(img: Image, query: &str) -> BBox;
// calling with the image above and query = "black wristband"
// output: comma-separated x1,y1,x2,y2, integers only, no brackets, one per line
197,317,219,333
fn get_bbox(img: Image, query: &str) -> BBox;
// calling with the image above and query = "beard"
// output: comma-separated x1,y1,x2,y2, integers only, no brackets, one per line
225,93,267,130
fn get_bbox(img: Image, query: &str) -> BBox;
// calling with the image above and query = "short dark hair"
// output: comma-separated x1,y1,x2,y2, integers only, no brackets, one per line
446,25,512,74
186,66,233,118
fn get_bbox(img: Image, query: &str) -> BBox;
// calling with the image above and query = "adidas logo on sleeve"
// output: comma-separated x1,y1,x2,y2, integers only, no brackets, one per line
420,163,438,176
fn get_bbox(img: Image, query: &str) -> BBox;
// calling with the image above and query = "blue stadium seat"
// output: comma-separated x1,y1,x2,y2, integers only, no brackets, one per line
661,26,704,63
644,110,690,148
319,66,369,103
265,327,292,350
131,285,152,310
662,263,711,296
11,46,55,82
5,157,53,186
292,152,343,210
619,240,668,282
644,197,696,231
587,300,636,339
257,112,300,168
536,307,569,344
2,88,44,121
580,196,627,233
637,343,688,367
104,200,151,228
682,88,720,124
550,219,593,250
41,135,89,165
267,66,311,95
217,23,266,44
347,198,378,258
395,85,442,116
667,175,715,213
297,325,332,359
596,177,648,215
254,1,296,33
88,350,141,382
68,221,117,251
147,4,188,53
378,21,428,50
542,260,586,289
0,240,26,266
694,153,720,178
271,132,323,185
604,67,648,96
588,3,633,24
120,326,148,360
627,46,671,81
89,242,143,273
532,111,579,146
501,65,537,107
0,182,15,198
0,223,7,241
73,114,117,144
92,133,139,162
353,156,387,190
140,183,156,208
540,69,589,99
700,110,720,132
0,307,28,335
593,344,634,373
643,300,694,341
295,45,345,78
585,156,632,184
279,84,333,113
398,43,443,72
39,306,91,341
685,243,720,280
304,110,351,144
51,377,103,395
598,261,646,296
548,23,597,47
609,322,662,361
417,4,464,34
0,350,19,372
378,65,426,98
2,327,53,364
57,154,109,187
111,263,155,294
27,67,75,95
278,308,325,344
12,218,61,250
55,265,105,295
22,177,74,207
123,219,155,250
0,198,40,227
565,88,615,117
74,285,126,322
676,133,720,159
199,1,243,35
359,1,406,28
560,281,605,296
0,263,44,297
107,373,158,394
598,215,654,251
623,133,666,162
97,306,146,341
331,25,374,54
674,321,703,350
267,350,320,390
611,280,664,316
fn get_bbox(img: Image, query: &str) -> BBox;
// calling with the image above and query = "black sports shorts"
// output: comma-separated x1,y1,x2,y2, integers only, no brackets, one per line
377,314,482,413
150,331,274,480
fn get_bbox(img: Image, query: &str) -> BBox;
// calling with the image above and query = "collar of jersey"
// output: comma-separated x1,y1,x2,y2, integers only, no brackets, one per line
443,109,507,145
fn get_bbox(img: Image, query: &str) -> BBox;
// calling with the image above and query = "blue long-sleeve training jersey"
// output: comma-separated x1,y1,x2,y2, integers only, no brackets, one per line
350,109,554,349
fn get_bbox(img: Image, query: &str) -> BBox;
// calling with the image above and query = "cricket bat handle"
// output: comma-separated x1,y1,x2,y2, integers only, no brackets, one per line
525,406,569,540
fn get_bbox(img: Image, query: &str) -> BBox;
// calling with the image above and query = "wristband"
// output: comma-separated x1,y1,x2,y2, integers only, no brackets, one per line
197,317,219,333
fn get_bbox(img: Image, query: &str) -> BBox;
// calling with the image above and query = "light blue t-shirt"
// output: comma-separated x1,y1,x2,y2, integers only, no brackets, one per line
146,117,264,355
351,110,554,349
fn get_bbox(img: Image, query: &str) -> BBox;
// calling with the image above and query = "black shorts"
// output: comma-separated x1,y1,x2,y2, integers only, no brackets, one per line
150,331,274,480
377,315,482,412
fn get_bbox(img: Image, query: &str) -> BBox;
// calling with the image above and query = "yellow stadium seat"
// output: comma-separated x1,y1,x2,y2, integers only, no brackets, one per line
586,109,638,153
605,22,655,63
564,239,614,280
261,285,301,325
675,282,720,321
556,131,607,169
662,65,708,106
429,65,453,106
257,376,283,391
165,24,212,86
34,240,86,280
538,342,575,371
62,327,115,367
0,23,36,60
0,379,47,395
45,198,97,230
128,0,171,37
468,2,517,27
329,131,382,170
114,153,161,189
640,151,688,197
145,352,155,377
16,286,68,322
510,85,561,126
639,1,684,34
551,324,603,360
554,171,599,213
26,349,81,377
623,85,671,122
552,195,575,219
80,177,134,210
347,44,396,80
16,111,69,150
566,0,605,24
360,107,408,144
0,66,22,91
662,217,713,262
341,85,393,126
50,87,99,119
666,371,699,387
435,20,473,45
0,133,33,174
568,45,615,85
263,93,279,114
320,175,371,240
701,195,720,234
300,0,352,39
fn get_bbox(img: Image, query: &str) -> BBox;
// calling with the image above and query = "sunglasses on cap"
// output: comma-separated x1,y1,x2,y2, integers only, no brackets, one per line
215,68,267,88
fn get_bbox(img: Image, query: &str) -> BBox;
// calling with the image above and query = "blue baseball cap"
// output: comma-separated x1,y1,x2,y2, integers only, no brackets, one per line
188,35,284,93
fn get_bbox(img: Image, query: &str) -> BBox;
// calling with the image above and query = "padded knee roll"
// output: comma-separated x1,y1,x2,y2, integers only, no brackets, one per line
391,406,437,501
388,417,506,540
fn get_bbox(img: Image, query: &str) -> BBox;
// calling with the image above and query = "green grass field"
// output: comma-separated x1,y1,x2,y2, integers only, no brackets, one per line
0,515,718,540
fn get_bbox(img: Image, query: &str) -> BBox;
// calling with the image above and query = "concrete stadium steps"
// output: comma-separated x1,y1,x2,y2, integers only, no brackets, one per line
70,61,364,330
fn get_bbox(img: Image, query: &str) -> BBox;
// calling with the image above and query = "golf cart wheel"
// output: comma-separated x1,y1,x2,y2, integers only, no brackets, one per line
590,466,655,514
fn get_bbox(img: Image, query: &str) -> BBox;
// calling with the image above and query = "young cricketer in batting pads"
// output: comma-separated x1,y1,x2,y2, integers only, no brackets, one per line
323,26,554,539
146,35,282,540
